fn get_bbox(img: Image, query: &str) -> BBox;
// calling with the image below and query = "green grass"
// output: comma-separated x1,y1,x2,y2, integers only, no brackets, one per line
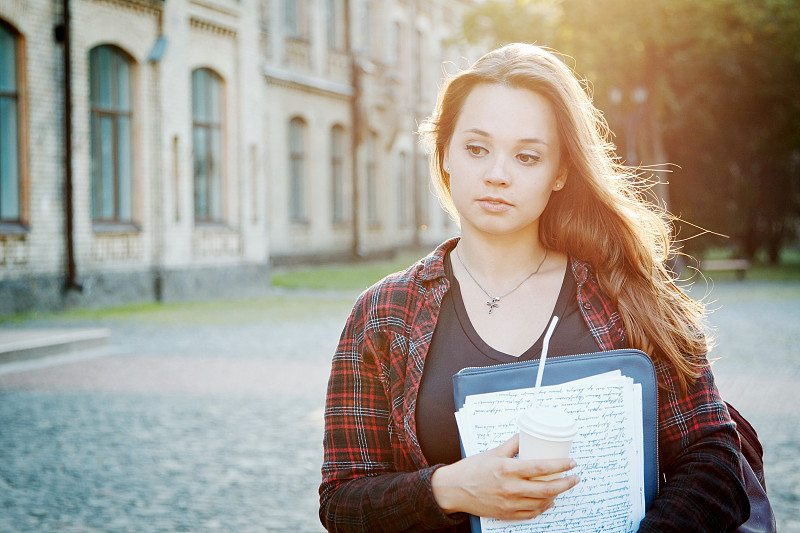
0,250,426,326
270,250,426,290
3,247,797,325
0,293,357,326
686,248,800,282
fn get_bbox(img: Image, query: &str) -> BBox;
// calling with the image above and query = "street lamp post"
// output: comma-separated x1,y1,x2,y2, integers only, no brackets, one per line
608,85,648,165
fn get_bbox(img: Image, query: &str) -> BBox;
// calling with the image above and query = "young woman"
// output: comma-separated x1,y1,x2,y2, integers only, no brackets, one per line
319,43,748,532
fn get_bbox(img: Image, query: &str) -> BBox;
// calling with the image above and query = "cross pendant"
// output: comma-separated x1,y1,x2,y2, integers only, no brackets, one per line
486,297,501,314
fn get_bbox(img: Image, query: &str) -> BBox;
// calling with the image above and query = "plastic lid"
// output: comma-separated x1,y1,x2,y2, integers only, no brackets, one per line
517,407,578,441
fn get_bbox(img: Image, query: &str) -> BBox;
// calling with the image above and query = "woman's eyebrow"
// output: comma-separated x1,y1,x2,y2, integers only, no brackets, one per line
463,128,490,137
462,128,549,146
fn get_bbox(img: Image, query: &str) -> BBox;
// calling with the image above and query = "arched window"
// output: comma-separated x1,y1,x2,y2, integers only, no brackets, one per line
89,45,134,223
288,117,307,223
192,68,224,222
330,125,346,224
0,22,20,223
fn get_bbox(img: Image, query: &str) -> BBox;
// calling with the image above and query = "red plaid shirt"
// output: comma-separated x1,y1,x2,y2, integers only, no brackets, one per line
320,239,748,532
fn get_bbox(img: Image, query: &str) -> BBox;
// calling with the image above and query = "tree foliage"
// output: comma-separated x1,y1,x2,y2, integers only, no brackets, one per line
458,0,800,261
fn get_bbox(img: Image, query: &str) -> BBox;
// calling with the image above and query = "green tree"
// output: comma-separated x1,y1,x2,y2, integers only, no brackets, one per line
665,0,800,261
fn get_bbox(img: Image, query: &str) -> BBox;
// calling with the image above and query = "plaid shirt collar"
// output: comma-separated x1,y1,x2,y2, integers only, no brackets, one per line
417,238,457,282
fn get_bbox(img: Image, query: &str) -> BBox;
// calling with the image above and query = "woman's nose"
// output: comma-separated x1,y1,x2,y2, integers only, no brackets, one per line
484,155,510,186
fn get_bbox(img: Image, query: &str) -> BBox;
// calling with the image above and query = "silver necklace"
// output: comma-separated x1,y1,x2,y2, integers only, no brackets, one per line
455,247,548,315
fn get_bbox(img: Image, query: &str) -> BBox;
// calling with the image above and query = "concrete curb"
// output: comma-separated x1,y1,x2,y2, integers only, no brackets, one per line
0,328,110,364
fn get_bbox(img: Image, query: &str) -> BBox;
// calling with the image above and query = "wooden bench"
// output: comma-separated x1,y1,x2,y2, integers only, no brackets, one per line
700,259,752,280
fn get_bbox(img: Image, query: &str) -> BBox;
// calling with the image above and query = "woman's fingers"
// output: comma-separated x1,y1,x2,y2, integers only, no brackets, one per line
477,464,580,519
500,472,580,502
515,457,578,479
485,436,578,479
485,488,557,520
431,439,580,519
483,433,520,458
503,501,554,521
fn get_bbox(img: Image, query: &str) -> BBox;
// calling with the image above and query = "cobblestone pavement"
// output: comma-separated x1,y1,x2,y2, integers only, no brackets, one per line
0,292,353,533
0,282,798,533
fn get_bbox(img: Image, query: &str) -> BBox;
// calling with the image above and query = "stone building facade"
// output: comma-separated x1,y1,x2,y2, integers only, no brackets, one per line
0,0,477,314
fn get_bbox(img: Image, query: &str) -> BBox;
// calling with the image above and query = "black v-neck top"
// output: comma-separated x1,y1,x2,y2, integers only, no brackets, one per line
416,251,599,467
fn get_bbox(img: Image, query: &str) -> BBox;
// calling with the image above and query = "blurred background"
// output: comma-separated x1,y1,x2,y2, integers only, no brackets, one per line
1,0,799,532
1,0,798,313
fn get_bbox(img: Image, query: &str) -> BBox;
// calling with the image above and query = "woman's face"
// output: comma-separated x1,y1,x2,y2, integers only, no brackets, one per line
444,83,565,243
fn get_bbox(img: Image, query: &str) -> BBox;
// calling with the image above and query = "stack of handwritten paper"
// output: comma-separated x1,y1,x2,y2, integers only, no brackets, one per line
455,370,645,533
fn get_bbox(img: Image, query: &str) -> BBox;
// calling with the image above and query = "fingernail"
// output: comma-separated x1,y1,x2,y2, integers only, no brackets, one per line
569,459,577,469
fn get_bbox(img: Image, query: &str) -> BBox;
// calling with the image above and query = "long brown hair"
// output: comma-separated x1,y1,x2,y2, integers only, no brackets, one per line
419,43,706,392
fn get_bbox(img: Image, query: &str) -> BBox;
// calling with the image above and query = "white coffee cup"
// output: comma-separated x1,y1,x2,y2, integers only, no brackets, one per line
517,406,578,479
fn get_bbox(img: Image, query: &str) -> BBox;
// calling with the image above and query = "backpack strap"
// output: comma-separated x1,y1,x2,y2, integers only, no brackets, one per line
726,402,776,533
726,402,766,490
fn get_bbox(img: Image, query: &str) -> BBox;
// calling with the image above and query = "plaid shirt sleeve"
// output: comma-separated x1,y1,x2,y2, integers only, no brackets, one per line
319,266,464,532
574,259,749,532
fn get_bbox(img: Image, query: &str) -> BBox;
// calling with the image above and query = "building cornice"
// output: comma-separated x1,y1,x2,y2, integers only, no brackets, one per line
189,16,237,38
90,0,162,18
262,65,353,100
189,0,239,18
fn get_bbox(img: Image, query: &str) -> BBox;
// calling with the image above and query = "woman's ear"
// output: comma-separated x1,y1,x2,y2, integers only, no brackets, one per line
553,167,568,191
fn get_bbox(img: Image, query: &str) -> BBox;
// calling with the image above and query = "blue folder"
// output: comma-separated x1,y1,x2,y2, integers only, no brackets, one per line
452,349,659,532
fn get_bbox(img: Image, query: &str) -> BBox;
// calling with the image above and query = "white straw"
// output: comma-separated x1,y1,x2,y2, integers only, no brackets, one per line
534,316,560,399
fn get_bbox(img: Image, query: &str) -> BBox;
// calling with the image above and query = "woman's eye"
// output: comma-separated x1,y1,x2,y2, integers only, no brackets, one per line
518,153,540,165
466,144,487,156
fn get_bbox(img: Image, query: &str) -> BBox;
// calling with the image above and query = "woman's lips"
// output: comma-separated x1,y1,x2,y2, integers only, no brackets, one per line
477,197,512,213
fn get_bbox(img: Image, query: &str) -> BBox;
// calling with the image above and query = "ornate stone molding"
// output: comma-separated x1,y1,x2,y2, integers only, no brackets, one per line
91,233,144,262
189,16,237,38
89,0,162,18
192,228,242,258
0,235,28,266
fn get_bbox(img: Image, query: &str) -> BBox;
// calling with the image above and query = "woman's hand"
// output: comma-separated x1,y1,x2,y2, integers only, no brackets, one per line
430,434,580,521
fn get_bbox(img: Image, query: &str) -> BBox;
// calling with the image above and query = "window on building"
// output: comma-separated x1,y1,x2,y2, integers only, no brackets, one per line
289,117,307,223
366,132,379,226
285,0,308,39
284,0,297,36
389,21,402,65
331,125,346,224
192,68,224,223
415,29,424,101
89,45,133,223
326,0,343,50
258,0,271,32
258,0,271,57
0,22,21,223
360,0,371,54
396,152,409,227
